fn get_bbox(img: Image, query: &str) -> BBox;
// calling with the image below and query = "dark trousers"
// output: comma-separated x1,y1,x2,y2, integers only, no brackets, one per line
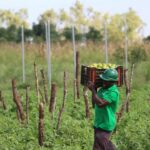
93,128,116,150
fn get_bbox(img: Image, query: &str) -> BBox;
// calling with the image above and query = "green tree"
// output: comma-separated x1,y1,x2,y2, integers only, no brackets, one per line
62,26,81,41
89,11,102,31
32,23,45,42
6,25,18,42
107,14,124,43
32,22,59,42
0,27,7,42
125,8,145,40
39,9,57,24
0,9,29,28
144,35,150,42
129,45,147,63
69,0,87,31
59,9,70,27
86,27,103,42
105,8,144,45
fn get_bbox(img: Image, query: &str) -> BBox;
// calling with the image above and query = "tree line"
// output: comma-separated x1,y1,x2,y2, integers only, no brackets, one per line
0,23,104,43
0,0,150,43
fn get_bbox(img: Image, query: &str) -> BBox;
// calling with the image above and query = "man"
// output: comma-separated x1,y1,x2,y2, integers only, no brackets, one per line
87,68,120,150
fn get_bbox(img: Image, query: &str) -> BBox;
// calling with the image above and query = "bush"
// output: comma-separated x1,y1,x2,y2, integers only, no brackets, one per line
113,47,124,64
129,45,147,64
113,45,147,65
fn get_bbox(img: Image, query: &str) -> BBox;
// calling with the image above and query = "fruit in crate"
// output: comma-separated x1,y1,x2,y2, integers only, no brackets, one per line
88,63,117,69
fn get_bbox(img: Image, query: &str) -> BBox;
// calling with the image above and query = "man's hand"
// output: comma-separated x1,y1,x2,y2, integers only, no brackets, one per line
87,81,95,91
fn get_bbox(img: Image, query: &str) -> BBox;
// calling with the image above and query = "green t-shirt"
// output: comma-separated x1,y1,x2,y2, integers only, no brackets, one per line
94,84,119,131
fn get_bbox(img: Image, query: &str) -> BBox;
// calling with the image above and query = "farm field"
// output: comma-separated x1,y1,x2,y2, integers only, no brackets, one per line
0,42,150,150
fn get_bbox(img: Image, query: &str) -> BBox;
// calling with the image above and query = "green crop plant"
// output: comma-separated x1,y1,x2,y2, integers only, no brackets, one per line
0,42,150,149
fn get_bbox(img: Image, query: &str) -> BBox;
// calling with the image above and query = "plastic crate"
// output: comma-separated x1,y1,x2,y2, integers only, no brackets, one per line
81,65,124,87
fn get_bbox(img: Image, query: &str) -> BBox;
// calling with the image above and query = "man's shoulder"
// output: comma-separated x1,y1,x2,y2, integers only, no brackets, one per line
109,85,119,95
110,85,118,91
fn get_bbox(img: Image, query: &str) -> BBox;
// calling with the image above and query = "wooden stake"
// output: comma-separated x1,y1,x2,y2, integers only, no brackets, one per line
76,51,80,99
0,91,6,110
124,68,130,112
39,88,45,104
49,83,57,115
117,64,134,122
40,69,49,104
38,102,44,146
126,64,134,112
34,62,40,103
116,68,130,122
12,79,25,122
83,86,90,118
56,71,67,130
1,96,6,110
26,86,30,125
16,109,21,123
73,79,77,105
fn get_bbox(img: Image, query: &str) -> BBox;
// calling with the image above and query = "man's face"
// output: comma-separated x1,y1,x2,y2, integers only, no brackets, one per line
102,80,112,88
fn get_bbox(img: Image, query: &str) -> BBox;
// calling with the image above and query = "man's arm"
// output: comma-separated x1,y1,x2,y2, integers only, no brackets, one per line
91,88,110,108
87,81,110,108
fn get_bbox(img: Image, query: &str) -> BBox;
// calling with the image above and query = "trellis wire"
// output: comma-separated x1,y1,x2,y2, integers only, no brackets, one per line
72,25,76,79
123,15,128,69
21,25,25,83
104,20,108,64
45,21,51,88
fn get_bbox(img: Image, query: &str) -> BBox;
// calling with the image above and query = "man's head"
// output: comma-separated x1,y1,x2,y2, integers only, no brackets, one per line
100,68,118,88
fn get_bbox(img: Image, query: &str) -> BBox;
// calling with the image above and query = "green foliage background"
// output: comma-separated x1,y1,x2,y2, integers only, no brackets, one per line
0,42,150,150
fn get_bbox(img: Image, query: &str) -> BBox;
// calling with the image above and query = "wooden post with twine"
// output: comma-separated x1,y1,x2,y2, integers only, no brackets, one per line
34,62,40,103
12,79,25,122
0,91,6,110
73,79,77,106
76,51,80,99
49,82,57,117
56,71,67,130
40,69,49,104
117,64,134,122
125,64,134,112
38,102,44,146
26,86,30,125
83,86,90,118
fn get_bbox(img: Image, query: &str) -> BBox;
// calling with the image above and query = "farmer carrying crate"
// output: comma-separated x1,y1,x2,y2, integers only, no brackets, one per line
87,68,120,150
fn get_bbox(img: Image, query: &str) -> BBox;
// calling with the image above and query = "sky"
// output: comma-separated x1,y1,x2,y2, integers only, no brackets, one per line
0,0,150,36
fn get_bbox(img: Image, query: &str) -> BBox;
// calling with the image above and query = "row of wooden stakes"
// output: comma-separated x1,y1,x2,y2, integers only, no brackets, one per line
0,51,92,147
0,65,91,147
10,69,68,147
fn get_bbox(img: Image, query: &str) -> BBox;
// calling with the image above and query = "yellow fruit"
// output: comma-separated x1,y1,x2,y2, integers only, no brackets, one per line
88,63,117,69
